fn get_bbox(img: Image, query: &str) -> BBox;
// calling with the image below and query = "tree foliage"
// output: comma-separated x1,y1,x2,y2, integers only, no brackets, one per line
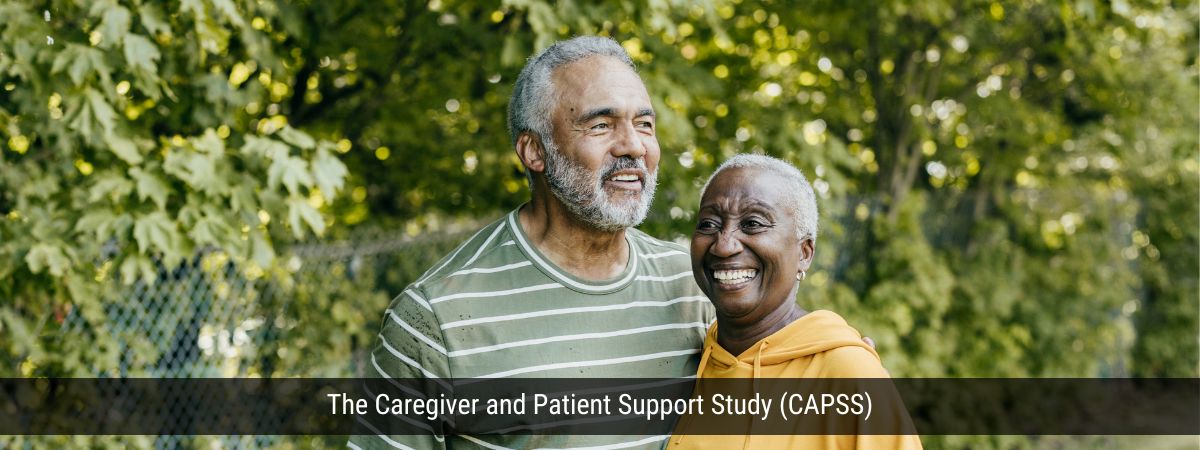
0,0,347,375
263,0,1195,378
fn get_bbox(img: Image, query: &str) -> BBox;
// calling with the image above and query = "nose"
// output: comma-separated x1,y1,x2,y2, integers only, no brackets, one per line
611,121,647,160
709,228,743,258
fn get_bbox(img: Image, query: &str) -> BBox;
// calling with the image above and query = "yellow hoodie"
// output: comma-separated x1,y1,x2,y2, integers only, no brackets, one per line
668,310,922,449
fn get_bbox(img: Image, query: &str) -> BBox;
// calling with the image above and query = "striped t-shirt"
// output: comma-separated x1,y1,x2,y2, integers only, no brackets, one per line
350,209,714,450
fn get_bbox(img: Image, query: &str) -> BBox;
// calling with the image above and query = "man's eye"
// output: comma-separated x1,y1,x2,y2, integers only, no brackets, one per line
591,122,610,130
637,121,654,129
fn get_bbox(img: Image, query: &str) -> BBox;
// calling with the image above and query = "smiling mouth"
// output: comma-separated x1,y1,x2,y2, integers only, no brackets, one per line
712,269,758,286
604,172,644,191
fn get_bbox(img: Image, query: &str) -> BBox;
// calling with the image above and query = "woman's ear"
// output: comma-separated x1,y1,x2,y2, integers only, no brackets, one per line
797,238,816,273
515,133,546,174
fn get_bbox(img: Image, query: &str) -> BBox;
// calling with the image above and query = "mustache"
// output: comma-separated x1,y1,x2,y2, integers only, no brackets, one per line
599,157,648,181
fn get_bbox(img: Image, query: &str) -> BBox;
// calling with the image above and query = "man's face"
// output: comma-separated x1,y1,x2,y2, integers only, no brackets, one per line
541,56,660,231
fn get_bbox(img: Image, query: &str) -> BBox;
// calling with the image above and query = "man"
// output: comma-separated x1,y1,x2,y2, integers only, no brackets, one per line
349,36,712,450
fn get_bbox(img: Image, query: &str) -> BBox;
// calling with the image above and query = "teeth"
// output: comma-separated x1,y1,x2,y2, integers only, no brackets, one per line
713,269,757,283
610,174,639,182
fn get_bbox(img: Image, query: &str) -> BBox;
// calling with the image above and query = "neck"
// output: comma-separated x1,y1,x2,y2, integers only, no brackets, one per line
518,188,629,281
716,299,807,357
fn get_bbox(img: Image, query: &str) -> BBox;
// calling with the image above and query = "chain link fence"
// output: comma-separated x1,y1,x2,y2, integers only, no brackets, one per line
4,224,477,450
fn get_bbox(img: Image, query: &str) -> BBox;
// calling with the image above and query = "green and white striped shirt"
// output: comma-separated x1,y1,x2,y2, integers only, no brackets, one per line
350,209,714,450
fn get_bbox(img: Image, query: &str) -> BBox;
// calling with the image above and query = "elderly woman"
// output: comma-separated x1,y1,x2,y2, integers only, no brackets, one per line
669,154,920,449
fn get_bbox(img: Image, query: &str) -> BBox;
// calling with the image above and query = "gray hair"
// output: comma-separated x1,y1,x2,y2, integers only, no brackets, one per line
700,154,819,241
507,36,636,184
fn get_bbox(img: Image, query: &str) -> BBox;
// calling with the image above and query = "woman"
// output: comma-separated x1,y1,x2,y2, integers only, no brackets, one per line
669,154,920,449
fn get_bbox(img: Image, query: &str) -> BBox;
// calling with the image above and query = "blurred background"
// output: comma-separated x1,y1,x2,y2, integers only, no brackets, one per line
0,0,1196,448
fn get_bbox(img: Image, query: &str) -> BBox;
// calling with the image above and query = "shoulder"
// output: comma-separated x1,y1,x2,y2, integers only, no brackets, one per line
818,345,890,378
629,229,691,271
629,228,688,253
414,215,518,291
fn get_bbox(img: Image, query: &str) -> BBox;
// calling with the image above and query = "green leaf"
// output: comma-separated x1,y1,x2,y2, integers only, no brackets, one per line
54,46,113,87
192,128,226,155
118,255,155,285
312,147,348,201
25,243,71,277
75,210,118,239
250,232,275,268
129,168,170,209
51,45,97,86
164,151,221,194
85,89,117,136
230,183,258,213
190,215,236,247
286,195,324,238
88,172,133,202
138,4,172,37
105,133,143,165
181,0,206,20
278,126,315,149
122,34,161,73
132,211,176,254
210,0,246,27
268,156,313,195
501,35,524,67
64,276,98,304
241,135,290,160
68,53,92,86
0,310,32,353
99,5,132,49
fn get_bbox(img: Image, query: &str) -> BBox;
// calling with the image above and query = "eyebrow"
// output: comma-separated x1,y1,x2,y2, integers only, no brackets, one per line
698,200,776,215
575,107,656,124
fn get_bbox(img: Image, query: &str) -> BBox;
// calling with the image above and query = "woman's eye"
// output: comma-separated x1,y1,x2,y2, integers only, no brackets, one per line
742,219,769,230
696,220,719,233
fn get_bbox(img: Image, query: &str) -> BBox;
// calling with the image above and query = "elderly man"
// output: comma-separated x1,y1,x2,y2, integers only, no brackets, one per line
349,36,712,450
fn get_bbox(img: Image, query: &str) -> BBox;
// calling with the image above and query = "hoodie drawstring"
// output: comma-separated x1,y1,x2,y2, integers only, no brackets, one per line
752,340,767,379
743,340,769,450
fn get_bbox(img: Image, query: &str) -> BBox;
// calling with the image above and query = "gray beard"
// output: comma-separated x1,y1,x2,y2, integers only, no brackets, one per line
542,140,657,232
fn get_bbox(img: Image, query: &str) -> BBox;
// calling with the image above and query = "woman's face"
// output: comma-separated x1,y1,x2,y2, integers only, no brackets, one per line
691,167,814,324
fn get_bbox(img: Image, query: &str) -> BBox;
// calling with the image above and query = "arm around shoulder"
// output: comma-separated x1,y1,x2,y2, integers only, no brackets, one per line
819,345,891,378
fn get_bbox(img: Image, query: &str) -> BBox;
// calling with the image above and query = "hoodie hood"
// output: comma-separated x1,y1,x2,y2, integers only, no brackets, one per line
671,311,922,450
671,310,885,450
697,309,879,379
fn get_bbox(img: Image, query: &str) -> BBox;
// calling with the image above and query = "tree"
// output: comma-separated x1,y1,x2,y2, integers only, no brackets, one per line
195,0,1195,379
0,0,347,375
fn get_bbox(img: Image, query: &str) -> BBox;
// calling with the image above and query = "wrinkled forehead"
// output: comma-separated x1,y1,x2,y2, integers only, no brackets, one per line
701,167,789,209
550,56,650,109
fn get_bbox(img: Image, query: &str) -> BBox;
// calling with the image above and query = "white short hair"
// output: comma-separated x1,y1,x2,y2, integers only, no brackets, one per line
700,154,819,241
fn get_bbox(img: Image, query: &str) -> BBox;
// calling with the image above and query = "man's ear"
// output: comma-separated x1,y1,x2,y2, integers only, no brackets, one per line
515,133,546,175
797,238,816,273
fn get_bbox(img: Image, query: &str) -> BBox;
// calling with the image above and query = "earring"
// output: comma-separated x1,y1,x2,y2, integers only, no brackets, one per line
796,271,806,282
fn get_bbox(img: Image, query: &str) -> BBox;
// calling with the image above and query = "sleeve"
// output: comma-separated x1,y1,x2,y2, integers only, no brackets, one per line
821,347,924,450
348,285,452,450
